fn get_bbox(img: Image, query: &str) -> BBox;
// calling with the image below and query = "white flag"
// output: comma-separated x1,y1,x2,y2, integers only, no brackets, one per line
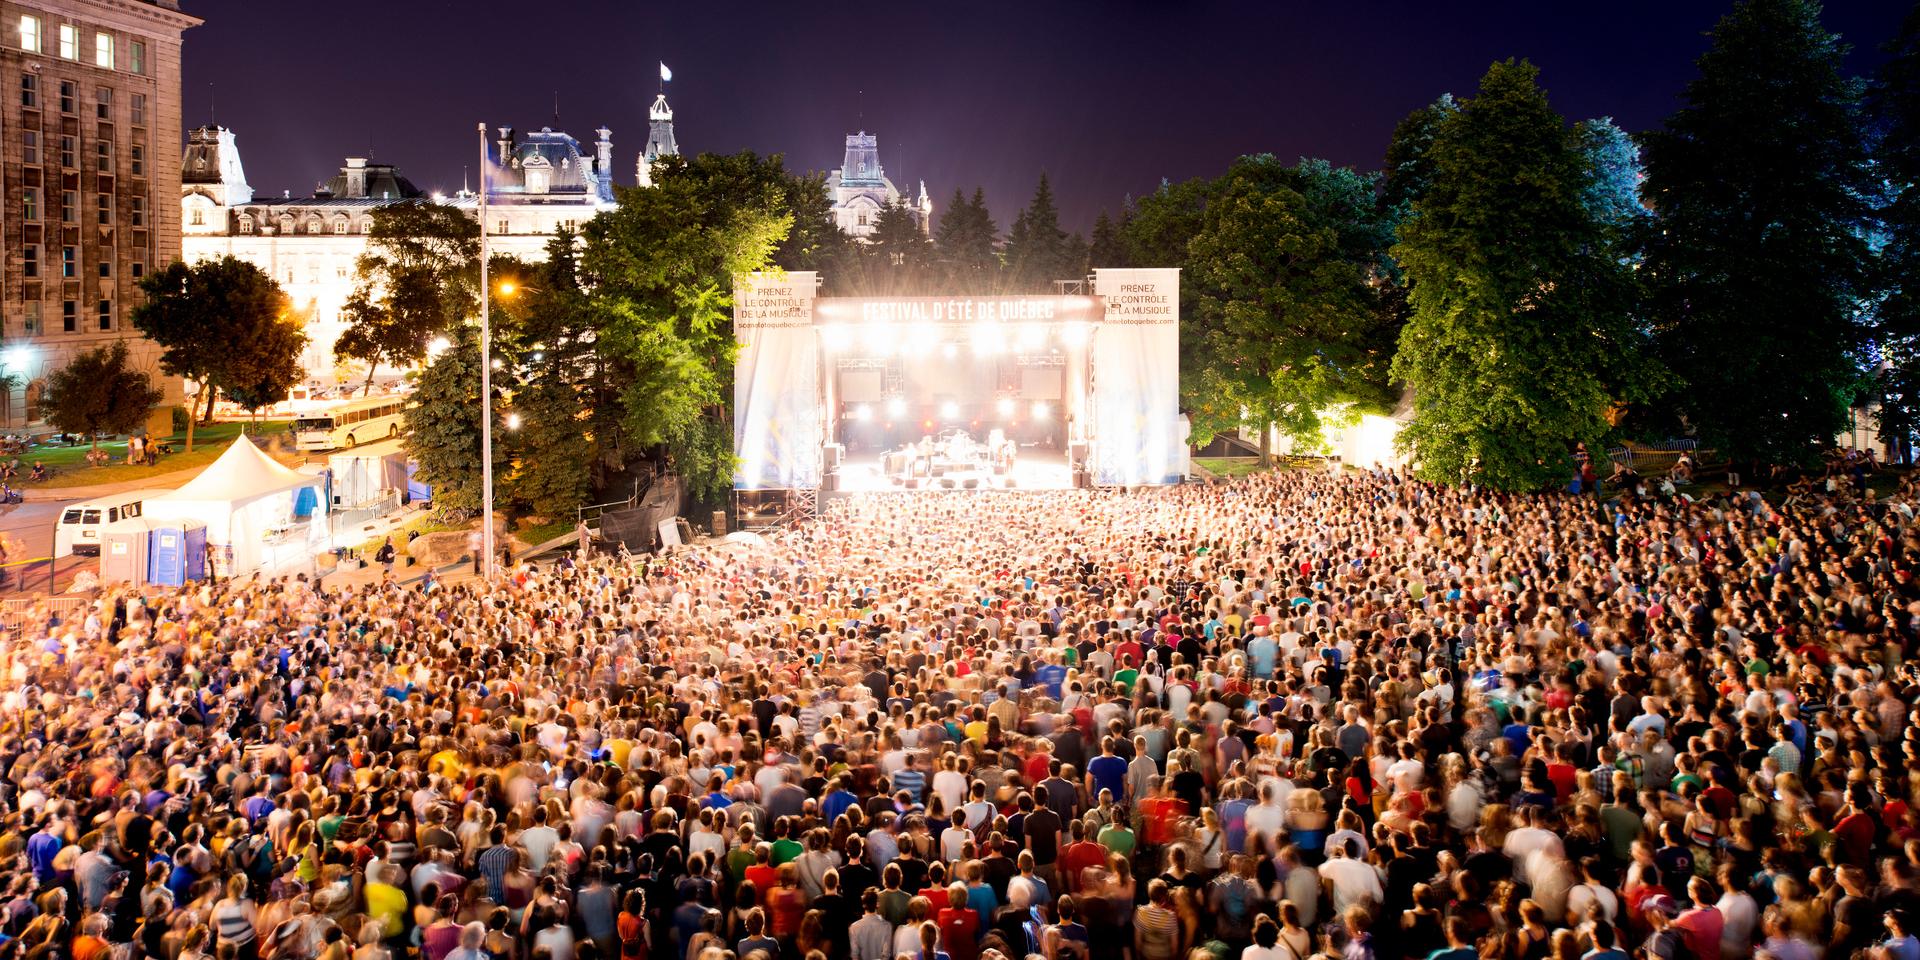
659,62,672,83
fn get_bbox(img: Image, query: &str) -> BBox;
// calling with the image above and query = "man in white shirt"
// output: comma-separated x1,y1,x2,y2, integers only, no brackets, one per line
1502,806,1564,884
1317,840,1383,916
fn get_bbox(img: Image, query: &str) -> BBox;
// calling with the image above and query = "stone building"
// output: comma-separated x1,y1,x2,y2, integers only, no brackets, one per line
826,131,929,240
1,0,198,432
182,121,646,384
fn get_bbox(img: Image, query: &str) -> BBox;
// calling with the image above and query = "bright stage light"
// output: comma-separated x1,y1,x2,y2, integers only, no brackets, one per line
1058,321,1090,348
863,322,896,355
940,401,959,418
853,404,873,422
941,342,959,360
1018,323,1047,352
1032,401,1051,419
910,323,938,355
971,322,1003,355
887,397,907,417
822,324,855,352
996,397,1015,416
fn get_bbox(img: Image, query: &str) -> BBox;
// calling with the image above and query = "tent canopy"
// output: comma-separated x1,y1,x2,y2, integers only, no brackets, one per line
155,435,311,509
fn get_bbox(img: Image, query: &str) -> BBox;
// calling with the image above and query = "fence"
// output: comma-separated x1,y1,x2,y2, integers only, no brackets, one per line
0,596,84,631
1606,440,1711,476
328,491,401,542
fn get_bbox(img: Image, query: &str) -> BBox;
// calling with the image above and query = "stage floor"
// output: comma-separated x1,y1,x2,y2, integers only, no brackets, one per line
835,452,1073,492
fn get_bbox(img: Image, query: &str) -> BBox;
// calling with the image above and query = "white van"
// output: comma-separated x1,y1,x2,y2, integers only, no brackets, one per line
55,492,146,557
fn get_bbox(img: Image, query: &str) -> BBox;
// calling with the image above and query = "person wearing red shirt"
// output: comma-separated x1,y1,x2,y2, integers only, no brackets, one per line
1833,784,1878,868
936,884,981,960
1139,778,1188,847
742,846,779,910
1058,820,1109,894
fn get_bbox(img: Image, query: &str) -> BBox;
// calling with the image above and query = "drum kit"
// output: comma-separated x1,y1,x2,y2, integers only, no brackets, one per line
888,428,1016,488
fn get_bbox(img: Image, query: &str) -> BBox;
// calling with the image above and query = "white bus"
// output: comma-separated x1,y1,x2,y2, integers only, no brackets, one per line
55,492,145,557
292,397,408,451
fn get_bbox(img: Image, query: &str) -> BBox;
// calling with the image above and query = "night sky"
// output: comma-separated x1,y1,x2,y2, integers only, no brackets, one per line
182,0,1913,234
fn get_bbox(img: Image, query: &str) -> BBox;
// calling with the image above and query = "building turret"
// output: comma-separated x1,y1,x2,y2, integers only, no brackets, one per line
638,93,679,187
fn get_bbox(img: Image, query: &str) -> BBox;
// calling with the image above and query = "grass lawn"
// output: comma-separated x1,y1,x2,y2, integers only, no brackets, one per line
1194,456,1273,479
516,518,575,548
13,421,291,490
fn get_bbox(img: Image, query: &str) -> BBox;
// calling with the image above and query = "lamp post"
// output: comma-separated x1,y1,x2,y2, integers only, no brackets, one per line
477,122,496,580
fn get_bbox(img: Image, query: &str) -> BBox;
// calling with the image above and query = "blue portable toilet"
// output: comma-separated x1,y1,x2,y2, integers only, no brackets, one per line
147,519,209,586
406,460,432,505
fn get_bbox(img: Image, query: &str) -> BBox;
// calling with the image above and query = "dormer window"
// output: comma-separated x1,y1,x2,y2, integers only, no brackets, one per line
239,216,253,234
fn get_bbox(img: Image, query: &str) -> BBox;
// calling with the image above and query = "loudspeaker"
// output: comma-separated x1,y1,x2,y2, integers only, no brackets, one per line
963,478,979,489
823,444,843,468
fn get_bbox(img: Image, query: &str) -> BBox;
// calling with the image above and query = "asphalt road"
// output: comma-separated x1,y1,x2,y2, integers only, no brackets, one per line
0,496,93,595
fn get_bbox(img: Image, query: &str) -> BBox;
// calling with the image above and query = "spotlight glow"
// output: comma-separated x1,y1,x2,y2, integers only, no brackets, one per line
1032,401,1051,419
996,397,1015,416
853,404,873,422
504,412,523,430
940,401,960,418
886,397,907,417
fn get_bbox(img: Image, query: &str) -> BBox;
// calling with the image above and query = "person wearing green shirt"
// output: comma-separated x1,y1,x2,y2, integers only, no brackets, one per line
1098,820,1136,858
771,820,805,865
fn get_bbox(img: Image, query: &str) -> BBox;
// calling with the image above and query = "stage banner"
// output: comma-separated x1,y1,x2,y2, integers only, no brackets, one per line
1091,268,1183,485
734,272,823,489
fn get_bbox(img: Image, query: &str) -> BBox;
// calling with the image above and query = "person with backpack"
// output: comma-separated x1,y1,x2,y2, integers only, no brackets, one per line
1206,855,1262,948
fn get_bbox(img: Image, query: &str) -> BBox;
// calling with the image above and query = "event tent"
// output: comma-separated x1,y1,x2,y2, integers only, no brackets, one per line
143,435,326,576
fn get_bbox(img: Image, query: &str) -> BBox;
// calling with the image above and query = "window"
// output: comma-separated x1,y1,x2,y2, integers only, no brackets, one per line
129,93,144,125
59,135,74,167
239,216,253,234
130,40,144,76
62,300,75,332
189,207,203,226
57,80,72,113
96,193,110,225
129,144,143,176
22,186,37,221
62,246,76,278
22,245,37,278
19,15,40,53
23,131,38,164
333,217,348,235
57,23,75,60
97,300,110,330
19,74,34,108
130,196,144,226
131,260,143,278
93,31,111,69
95,86,109,119
60,190,75,223
97,260,109,278
496,219,508,235
95,140,109,172
24,303,40,336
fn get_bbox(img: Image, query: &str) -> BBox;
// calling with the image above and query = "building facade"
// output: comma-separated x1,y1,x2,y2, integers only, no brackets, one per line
182,115,667,384
1,0,198,431
826,131,929,240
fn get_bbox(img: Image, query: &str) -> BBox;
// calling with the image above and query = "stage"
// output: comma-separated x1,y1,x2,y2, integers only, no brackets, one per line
835,451,1074,492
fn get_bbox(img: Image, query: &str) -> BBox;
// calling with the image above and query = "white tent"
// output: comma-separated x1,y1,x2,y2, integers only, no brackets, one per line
144,435,326,576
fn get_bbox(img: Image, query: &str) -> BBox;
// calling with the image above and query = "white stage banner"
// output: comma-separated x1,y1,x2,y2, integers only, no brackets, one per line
1091,268,1182,485
734,273,822,489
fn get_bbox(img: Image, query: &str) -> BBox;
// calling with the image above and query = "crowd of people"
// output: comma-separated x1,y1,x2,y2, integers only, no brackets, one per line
0,465,1916,960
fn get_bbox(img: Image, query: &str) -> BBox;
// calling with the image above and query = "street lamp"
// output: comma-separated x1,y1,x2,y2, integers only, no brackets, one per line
477,122,496,581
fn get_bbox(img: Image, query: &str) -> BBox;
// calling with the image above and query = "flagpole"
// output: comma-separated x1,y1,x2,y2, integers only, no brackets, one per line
478,122,495,582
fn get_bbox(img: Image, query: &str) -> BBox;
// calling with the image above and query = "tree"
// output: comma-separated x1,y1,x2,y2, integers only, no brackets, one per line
220,313,308,418
1576,117,1645,230
1184,156,1400,458
403,324,506,515
934,187,999,292
1088,211,1129,269
1641,0,1873,465
39,341,163,450
131,256,293,451
503,232,600,516
581,152,801,501
1382,94,1458,218
1874,3,1920,461
1003,174,1075,291
1391,60,1656,490
335,201,481,396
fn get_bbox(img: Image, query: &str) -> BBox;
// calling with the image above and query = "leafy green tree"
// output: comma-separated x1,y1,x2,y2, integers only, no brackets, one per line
132,255,293,451
1641,0,1873,465
39,341,163,450
219,313,308,418
1576,117,1645,230
503,232,601,516
1391,59,1655,489
581,152,799,500
336,201,481,396
1874,3,1920,461
1184,156,1399,459
1122,177,1211,269
1382,94,1458,219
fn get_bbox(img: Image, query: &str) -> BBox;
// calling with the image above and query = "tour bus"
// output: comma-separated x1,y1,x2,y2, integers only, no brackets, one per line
292,396,409,451
54,491,145,557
